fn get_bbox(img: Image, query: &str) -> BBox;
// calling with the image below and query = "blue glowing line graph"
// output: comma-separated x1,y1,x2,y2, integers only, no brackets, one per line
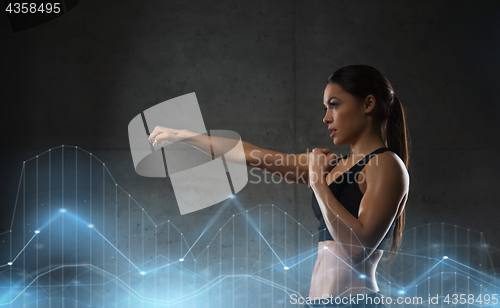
0,145,499,307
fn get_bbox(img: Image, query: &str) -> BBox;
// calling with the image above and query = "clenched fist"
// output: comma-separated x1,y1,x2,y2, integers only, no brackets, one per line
148,126,186,146
308,148,338,186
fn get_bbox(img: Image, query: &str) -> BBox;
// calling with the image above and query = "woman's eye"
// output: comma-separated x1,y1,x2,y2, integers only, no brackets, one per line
324,103,337,111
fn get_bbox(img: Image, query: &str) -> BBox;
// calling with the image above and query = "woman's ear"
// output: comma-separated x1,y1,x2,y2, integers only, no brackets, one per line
364,95,377,113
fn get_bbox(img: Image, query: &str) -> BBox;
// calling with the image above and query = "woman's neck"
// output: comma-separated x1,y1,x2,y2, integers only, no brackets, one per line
349,131,386,159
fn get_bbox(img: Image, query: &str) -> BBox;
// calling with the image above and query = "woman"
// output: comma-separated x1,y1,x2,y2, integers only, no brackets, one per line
148,65,410,308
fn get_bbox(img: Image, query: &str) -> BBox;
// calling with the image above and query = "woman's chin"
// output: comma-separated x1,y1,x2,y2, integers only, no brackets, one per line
333,138,348,147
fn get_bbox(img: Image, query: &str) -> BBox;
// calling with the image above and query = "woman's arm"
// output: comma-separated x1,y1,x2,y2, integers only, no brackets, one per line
148,126,311,185
311,151,409,264
244,144,311,185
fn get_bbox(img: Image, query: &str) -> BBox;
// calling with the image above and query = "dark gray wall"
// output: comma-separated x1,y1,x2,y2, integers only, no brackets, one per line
1,0,499,305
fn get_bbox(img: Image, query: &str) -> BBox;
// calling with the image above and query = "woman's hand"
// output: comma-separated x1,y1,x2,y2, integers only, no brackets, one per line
308,148,338,187
148,126,187,146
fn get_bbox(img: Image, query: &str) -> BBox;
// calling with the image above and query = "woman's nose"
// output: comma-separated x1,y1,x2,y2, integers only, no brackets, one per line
323,112,332,124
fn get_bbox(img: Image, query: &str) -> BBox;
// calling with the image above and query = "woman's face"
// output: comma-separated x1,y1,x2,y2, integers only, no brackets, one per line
323,83,367,146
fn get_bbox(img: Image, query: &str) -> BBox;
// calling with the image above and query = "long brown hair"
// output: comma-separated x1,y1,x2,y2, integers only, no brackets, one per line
327,65,411,262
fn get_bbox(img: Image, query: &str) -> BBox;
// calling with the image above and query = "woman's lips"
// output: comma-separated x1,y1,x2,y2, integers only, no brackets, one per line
330,130,336,137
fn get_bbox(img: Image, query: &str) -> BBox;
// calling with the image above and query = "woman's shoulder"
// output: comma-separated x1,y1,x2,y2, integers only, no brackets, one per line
367,150,410,188
374,149,406,169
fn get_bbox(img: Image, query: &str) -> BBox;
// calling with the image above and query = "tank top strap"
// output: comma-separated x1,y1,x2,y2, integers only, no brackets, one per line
348,147,391,171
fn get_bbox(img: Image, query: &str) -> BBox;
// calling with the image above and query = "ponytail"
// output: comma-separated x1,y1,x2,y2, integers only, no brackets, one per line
384,94,411,262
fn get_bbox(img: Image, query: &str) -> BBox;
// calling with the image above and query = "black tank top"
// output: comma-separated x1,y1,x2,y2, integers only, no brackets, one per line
311,147,396,249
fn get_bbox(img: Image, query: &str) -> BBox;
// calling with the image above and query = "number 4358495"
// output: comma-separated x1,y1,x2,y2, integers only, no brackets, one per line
5,3,61,14
443,294,498,305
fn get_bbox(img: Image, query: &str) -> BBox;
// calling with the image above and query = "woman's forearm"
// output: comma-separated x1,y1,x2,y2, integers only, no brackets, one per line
171,128,308,184
178,130,260,167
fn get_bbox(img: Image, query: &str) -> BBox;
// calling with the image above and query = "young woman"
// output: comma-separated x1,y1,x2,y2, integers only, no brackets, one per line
148,65,410,308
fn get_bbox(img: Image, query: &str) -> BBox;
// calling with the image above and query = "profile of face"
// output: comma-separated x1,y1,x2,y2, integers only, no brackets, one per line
322,83,376,146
